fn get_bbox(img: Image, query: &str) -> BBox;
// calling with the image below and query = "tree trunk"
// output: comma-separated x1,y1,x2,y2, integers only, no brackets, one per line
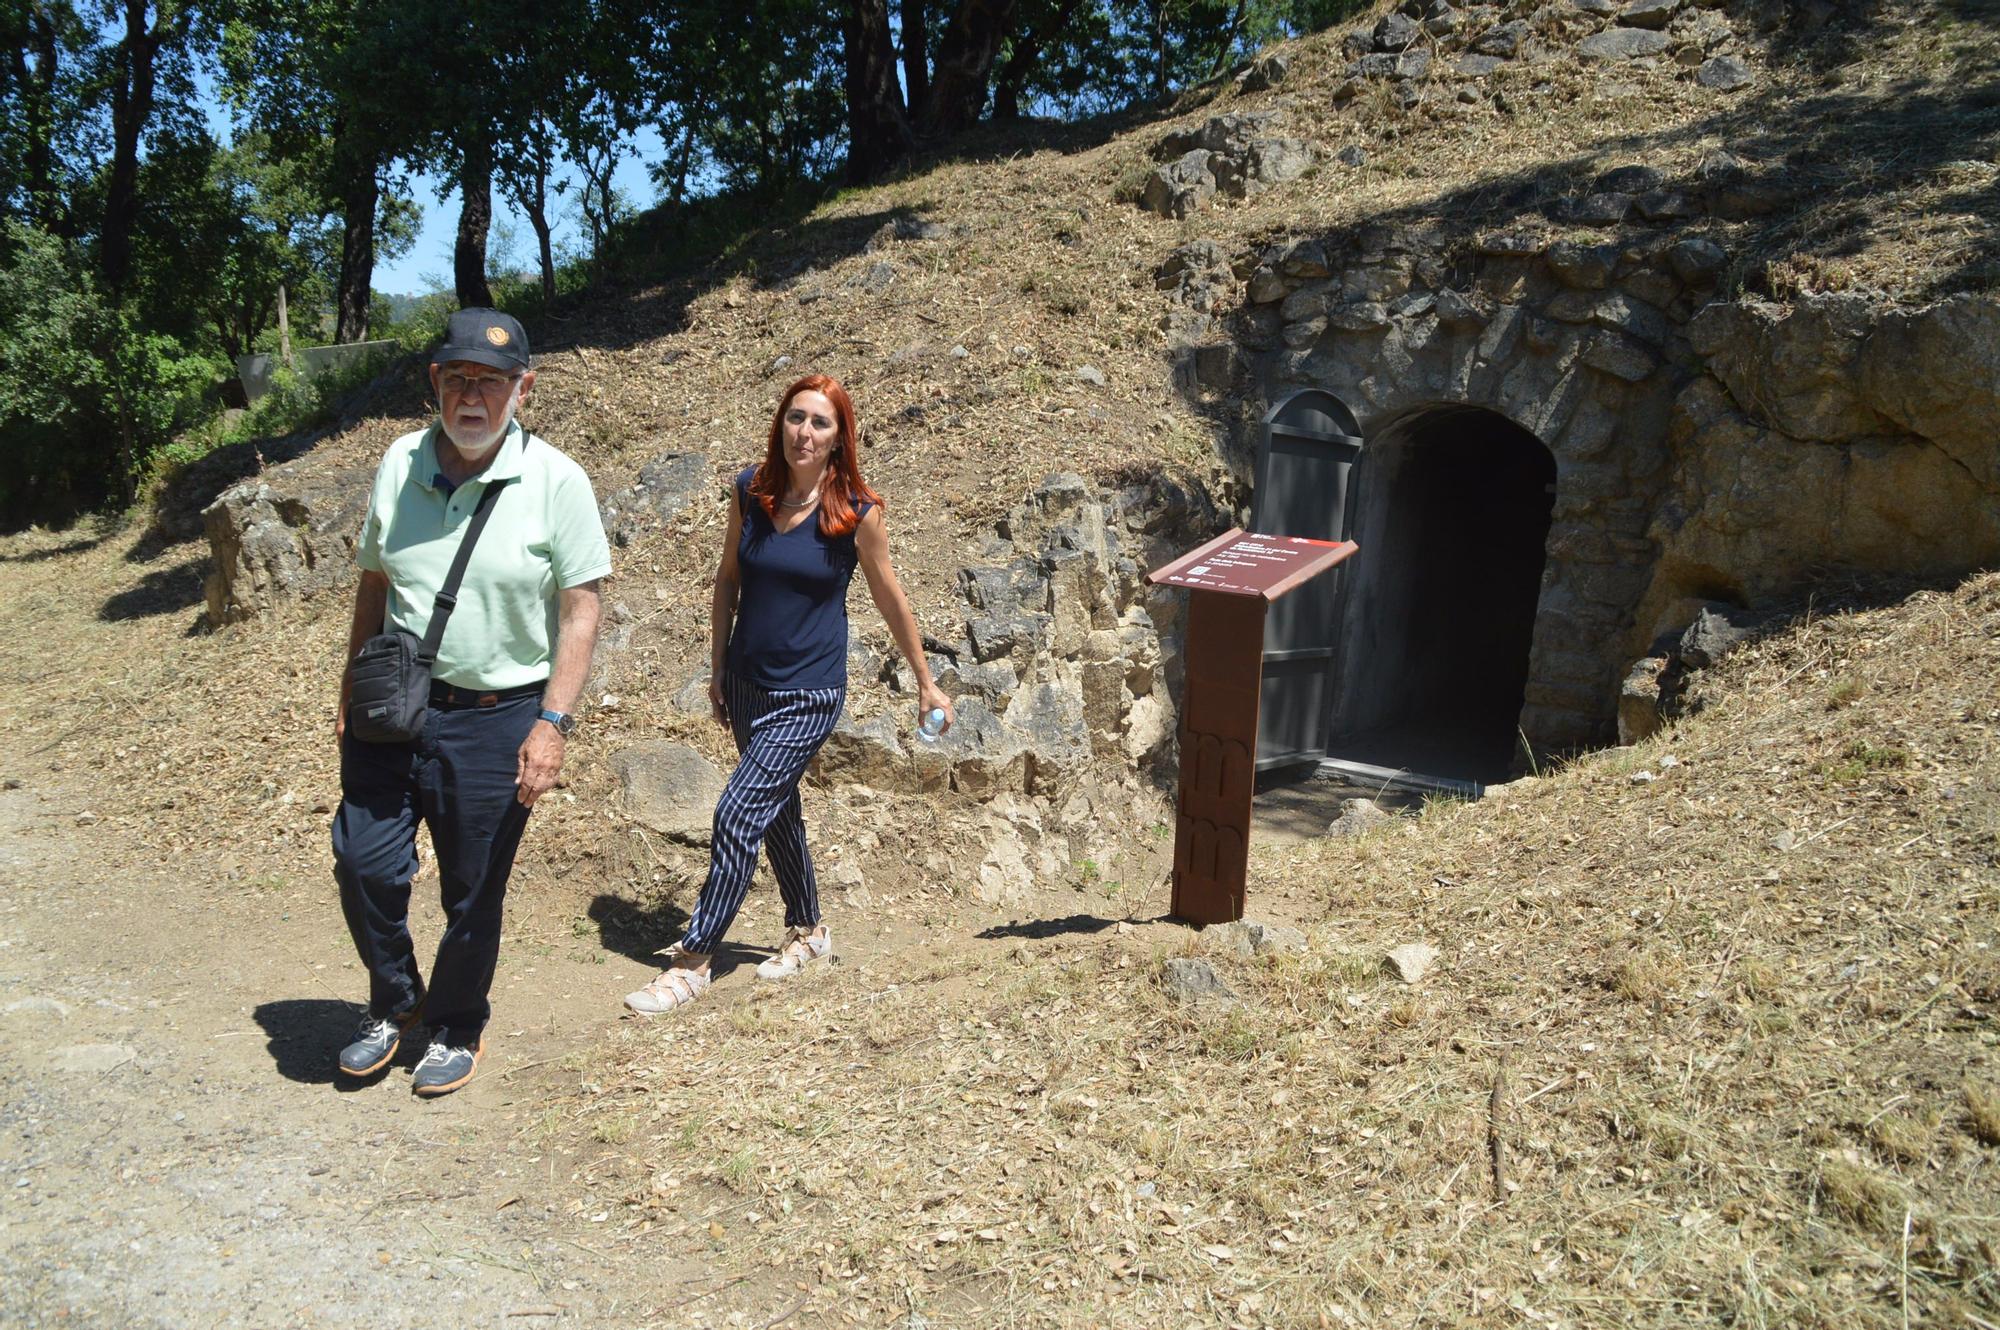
1208,0,1247,78
527,159,555,305
1151,0,1170,99
843,0,911,183
332,124,377,345
454,130,494,309
900,0,929,111
992,0,1085,119
102,0,167,294
578,141,620,264
12,3,64,232
918,0,1018,137
666,117,698,209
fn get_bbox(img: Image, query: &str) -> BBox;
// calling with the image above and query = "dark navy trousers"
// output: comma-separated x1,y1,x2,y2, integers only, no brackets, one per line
332,691,538,1047
680,671,844,954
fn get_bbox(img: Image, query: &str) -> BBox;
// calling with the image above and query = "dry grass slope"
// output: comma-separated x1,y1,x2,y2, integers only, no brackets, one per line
540,575,2000,1327
3,2,1997,1324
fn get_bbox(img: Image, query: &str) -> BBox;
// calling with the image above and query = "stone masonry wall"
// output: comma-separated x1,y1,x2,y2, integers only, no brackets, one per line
1161,187,2000,750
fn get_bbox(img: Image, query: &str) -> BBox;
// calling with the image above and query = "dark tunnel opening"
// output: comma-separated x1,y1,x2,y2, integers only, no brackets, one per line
1326,405,1557,785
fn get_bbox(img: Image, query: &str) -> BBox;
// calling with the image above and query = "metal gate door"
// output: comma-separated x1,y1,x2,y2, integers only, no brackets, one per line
1249,389,1364,769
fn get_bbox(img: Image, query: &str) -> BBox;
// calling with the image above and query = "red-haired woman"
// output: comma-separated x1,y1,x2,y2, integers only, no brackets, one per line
624,375,952,1013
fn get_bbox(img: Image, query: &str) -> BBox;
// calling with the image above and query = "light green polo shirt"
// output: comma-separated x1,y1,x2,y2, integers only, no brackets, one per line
355,420,612,690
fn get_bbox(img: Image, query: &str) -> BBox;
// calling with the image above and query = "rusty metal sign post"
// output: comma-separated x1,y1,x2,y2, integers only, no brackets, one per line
1146,529,1358,924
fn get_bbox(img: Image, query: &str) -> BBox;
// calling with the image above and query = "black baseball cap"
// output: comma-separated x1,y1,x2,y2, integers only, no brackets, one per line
432,307,531,372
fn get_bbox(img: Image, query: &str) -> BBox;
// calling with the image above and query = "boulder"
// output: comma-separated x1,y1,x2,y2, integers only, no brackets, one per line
844,260,897,294
1677,605,1778,669
919,698,1028,798
611,743,727,845
1142,114,1312,213
1473,19,1533,55
893,215,947,241
1239,52,1290,91
974,832,1036,905
671,673,714,715
1141,149,1218,219
1383,942,1440,984
1597,165,1667,195
1374,11,1422,49
1617,654,1670,743
1695,54,1753,89
1206,919,1309,957
813,713,912,791
1005,682,1093,794
1616,0,1679,27
1573,191,1634,226
1326,797,1392,837
1162,957,1238,1005
202,467,371,625
1578,27,1672,58
1546,240,1619,290
1667,236,1728,284
599,451,709,549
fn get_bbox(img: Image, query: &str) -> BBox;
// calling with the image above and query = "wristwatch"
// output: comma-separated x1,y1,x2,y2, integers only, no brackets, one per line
537,708,577,737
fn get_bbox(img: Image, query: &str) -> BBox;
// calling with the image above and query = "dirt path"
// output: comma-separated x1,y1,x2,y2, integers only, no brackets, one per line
0,767,720,1328
0,523,1325,1328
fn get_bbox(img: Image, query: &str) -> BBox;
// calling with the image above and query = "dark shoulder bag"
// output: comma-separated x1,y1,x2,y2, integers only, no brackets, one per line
347,477,513,743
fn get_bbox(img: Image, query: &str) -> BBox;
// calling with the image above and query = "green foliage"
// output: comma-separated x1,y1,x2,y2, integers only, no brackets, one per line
148,339,398,497
0,222,212,524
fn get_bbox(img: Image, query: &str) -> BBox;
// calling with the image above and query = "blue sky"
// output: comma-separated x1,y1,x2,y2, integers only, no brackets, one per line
195,74,665,298
375,127,666,295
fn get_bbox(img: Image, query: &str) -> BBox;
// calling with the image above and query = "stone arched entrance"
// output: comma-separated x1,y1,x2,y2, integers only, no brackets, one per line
1326,404,1556,784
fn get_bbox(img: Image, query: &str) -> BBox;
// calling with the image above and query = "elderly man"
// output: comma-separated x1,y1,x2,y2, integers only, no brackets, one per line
332,308,609,1096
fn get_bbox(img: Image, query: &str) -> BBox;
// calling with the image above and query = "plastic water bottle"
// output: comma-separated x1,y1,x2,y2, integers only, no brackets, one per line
917,706,947,742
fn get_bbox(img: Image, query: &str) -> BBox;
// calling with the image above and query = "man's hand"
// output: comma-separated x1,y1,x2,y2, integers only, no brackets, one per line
516,722,565,806
708,675,728,728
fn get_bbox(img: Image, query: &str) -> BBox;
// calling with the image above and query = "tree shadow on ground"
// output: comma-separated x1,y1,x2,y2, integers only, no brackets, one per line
253,997,399,1092
98,556,205,622
556,95,1186,361
1269,27,2000,304
0,536,108,563
587,892,765,979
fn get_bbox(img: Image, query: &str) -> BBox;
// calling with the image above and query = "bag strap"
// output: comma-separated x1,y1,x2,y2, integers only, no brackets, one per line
419,475,513,664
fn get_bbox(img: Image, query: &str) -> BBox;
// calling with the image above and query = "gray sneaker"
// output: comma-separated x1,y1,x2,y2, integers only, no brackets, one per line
411,1038,483,1097
338,1014,417,1078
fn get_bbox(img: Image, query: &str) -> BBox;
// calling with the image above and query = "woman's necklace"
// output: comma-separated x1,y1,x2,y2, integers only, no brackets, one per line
777,490,819,509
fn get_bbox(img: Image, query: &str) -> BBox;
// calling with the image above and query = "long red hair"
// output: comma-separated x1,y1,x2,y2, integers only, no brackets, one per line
748,374,882,537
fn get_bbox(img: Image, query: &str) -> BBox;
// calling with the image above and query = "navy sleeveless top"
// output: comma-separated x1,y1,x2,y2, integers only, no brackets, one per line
725,466,872,690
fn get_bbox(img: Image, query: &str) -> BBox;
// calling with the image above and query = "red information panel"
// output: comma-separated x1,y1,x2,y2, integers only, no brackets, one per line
1146,528,1356,601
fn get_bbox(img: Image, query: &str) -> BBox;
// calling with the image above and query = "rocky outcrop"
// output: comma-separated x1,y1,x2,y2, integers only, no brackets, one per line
202,466,372,625
1640,296,2000,634
814,470,1227,799
1140,113,1315,219
1319,0,1754,110
599,450,709,548
611,742,726,846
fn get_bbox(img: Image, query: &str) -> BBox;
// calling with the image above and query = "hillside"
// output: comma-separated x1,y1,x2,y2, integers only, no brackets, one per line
2,0,1997,1322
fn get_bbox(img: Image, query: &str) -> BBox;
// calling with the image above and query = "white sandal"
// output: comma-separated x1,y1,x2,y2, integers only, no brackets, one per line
624,958,711,1015
756,925,831,981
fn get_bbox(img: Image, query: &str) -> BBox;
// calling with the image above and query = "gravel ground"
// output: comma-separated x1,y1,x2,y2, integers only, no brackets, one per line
0,779,697,1328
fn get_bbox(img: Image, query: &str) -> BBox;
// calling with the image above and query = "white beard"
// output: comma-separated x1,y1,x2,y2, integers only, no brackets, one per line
440,390,521,456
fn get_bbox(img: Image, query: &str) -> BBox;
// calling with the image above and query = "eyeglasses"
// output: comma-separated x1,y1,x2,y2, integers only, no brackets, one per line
439,370,523,398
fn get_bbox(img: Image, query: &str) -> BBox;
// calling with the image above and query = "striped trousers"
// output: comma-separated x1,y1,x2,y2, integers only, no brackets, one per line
680,671,845,955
